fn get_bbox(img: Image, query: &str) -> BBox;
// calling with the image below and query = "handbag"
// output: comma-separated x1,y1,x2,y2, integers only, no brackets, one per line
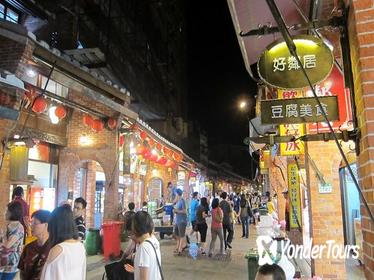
102,254,134,280
145,240,164,280
247,204,253,217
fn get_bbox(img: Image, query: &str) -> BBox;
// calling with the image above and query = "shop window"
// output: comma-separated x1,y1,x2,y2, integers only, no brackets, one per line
0,3,19,23
28,161,52,188
39,75,69,98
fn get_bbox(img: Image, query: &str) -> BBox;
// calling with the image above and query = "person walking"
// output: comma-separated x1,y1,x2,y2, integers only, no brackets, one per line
189,192,199,240
18,210,51,280
195,197,209,255
73,197,87,241
124,211,163,280
12,186,29,240
0,202,25,280
41,205,86,280
124,202,136,234
219,192,233,250
240,194,250,238
208,198,224,257
173,189,187,255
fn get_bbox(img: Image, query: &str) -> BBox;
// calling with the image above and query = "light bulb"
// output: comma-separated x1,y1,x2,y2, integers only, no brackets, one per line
48,106,59,124
26,68,37,78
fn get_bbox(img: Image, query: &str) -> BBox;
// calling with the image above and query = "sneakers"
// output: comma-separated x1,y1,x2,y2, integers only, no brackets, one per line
227,243,232,249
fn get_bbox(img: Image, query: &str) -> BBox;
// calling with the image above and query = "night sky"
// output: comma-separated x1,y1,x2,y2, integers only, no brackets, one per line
186,0,257,177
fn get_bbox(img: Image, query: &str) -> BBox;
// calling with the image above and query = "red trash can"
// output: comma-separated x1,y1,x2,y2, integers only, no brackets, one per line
101,221,123,260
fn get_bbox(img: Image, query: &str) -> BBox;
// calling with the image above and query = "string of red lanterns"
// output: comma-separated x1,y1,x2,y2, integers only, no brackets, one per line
132,127,183,167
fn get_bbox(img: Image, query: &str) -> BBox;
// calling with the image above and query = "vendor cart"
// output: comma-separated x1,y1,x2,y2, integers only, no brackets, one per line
154,225,174,239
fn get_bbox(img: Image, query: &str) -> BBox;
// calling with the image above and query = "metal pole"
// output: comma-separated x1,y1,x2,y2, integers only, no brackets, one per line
265,0,374,225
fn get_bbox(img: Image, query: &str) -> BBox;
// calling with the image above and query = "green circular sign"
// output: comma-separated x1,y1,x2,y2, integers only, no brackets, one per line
257,35,334,89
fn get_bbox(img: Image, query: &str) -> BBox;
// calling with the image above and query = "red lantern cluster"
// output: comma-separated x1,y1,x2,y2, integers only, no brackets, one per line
83,114,104,133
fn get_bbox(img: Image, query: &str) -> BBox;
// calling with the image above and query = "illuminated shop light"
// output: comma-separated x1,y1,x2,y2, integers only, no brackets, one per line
48,106,59,124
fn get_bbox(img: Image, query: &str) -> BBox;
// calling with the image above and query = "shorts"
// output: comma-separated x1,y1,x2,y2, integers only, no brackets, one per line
174,222,187,237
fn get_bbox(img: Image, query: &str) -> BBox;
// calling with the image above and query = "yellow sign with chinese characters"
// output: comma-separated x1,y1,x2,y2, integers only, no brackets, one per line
258,35,334,89
287,163,302,229
277,90,305,156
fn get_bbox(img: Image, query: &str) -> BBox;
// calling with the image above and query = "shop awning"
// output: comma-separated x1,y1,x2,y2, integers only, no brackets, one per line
227,0,337,79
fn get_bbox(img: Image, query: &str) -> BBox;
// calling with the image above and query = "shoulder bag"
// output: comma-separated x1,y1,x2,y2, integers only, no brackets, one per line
145,240,164,280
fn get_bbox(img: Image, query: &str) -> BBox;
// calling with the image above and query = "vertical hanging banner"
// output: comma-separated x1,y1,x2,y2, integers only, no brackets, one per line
278,90,305,156
287,163,302,229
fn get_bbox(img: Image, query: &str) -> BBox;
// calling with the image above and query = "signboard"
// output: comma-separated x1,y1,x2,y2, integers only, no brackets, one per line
319,183,332,194
258,35,334,89
280,124,305,156
287,163,302,229
307,65,353,133
261,96,338,124
278,90,304,156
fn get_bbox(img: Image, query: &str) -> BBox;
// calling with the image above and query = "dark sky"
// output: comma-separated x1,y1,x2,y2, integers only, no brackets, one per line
186,0,257,146
185,0,258,177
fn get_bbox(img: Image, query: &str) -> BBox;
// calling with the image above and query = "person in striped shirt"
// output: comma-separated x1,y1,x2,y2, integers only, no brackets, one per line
73,197,87,241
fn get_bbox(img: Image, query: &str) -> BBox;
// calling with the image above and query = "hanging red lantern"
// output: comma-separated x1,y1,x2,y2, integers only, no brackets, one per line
157,157,167,165
55,105,67,120
140,131,147,140
83,115,94,127
92,119,104,133
119,135,125,146
156,143,162,151
107,118,117,130
148,138,155,147
32,97,47,113
143,149,151,159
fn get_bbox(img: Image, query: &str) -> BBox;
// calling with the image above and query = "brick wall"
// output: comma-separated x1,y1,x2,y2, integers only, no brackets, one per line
349,1,374,278
306,141,346,279
57,88,120,221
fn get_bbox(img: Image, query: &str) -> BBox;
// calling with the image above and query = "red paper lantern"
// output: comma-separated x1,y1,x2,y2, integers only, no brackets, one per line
148,138,155,147
157,157,167,165
107,118,117,130
156,143,162,151
92,119,104,132
55,105,67,120
32,97,47,113
140,131,147,140
143,149,151,159
119,135,125,146
83,115,93,127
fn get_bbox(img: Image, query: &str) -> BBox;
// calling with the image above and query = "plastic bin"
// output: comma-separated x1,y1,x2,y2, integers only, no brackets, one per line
102,221,123,260
245,248,259,280
85,228,101,255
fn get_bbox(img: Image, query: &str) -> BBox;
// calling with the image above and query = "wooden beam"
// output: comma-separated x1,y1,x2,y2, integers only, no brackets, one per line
247,132,352,144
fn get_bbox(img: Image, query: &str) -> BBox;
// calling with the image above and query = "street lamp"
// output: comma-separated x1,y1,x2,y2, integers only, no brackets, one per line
239,101,247,110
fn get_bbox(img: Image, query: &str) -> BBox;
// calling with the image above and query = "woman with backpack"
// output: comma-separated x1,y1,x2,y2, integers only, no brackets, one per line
240,194,251,238
208,198,225,257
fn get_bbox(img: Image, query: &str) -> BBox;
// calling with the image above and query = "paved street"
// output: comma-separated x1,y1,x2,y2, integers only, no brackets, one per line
87,224,257,280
